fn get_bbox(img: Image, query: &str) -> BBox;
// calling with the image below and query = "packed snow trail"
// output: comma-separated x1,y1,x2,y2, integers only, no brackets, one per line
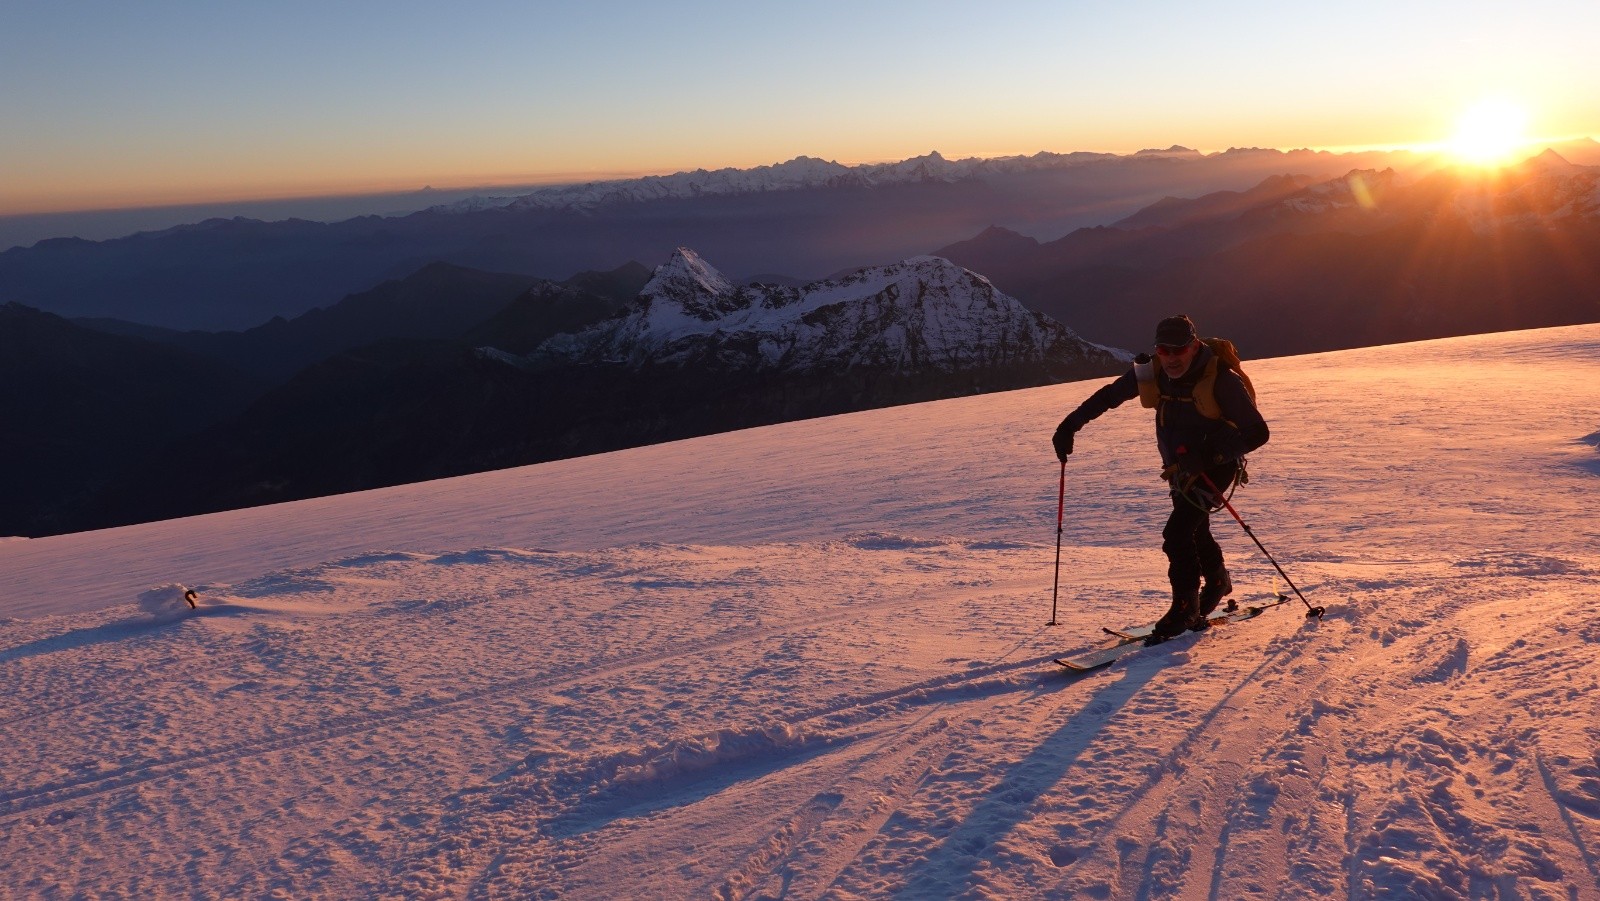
3,325,1600,899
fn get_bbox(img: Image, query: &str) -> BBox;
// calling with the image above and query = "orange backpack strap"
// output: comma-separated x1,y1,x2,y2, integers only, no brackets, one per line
1191,357,1224,419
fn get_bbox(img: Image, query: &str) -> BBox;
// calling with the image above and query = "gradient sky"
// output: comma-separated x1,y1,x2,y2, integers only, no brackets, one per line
3,0,1597,216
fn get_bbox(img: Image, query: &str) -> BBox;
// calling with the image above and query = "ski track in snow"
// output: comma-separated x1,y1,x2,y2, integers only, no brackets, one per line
3,324,1600,899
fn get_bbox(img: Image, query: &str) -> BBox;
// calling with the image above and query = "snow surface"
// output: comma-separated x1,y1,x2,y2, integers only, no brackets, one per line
4,325,1600,899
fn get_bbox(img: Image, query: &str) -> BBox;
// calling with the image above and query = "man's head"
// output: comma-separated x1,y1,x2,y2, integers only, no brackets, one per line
1154,314,1200,377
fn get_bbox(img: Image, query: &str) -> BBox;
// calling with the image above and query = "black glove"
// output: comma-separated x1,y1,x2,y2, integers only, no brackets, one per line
1052,421,1076,461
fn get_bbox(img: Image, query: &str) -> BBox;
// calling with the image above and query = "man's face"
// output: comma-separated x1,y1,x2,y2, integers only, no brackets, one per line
1156,339,1198,377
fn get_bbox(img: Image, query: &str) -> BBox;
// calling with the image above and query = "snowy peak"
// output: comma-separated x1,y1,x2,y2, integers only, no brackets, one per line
876,151,952,181
640,248,740,321
532,251,1126,376
1135,145,1203,159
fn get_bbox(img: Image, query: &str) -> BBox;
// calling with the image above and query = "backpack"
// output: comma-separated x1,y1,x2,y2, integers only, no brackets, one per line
1136,337,1256,421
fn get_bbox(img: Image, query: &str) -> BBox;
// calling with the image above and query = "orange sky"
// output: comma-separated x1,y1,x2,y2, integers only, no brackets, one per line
3,1,1597,216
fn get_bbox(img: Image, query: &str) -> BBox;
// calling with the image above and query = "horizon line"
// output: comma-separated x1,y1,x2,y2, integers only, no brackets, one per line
5,136,1595,222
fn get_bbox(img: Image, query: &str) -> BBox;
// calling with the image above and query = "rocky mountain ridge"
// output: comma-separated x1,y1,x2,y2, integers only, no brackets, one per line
525,249,1125,376
938,153,1600,354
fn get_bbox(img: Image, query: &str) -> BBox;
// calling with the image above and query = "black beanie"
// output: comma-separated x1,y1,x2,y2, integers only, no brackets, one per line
1154,315,1197,346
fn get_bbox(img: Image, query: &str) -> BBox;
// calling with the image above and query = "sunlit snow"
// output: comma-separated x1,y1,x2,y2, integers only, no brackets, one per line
3,325,1599,899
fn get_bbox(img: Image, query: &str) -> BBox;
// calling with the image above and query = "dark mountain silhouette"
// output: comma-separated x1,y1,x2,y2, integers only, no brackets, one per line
1548,137,1600,167
0,303,262,536
939,159,1600,354
458,261,650,355
460,283,636,356
559,260,654,301
164,263,540,381
74,261,644,382
1111,174,1318,230
6,261,649,535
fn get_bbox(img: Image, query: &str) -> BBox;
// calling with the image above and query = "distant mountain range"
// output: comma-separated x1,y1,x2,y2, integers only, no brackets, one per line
7,143,1600,537
426,148,1201,214
432,140,1600,216
937,150,1600,355
0,145,1469,331
5,253,1121,536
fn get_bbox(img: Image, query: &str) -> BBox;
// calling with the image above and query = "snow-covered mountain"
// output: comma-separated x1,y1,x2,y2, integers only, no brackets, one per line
528,248,1127,375
429,146,1425,218
427,145,1475,219
427,151,1122,215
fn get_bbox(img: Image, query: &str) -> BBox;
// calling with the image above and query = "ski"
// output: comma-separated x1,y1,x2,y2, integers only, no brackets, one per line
1054,593,1290,671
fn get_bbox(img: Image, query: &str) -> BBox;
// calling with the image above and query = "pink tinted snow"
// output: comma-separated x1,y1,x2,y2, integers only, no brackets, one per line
2,324,1599,899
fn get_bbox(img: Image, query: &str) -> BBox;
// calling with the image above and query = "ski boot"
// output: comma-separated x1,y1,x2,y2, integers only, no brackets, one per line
1145,589,1200,646
1191,567,1233,631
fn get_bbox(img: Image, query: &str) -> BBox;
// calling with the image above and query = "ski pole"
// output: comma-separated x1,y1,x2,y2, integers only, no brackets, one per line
1199,472,1325,619
1048,460,1065,626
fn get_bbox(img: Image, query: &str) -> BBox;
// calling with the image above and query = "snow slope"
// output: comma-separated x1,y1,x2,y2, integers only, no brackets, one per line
3,325,1600,899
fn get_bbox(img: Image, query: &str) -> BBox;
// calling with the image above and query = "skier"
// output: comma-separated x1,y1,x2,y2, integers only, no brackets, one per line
1052,314,1269,644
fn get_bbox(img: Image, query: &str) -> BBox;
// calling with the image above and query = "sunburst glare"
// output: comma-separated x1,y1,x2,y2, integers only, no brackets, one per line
1448,97,1532,167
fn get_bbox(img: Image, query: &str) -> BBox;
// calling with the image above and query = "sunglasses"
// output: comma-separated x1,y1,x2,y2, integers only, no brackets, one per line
1155,342,1194,356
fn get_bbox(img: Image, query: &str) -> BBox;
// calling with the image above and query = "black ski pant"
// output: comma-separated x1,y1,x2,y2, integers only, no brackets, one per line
1162,465,1234,594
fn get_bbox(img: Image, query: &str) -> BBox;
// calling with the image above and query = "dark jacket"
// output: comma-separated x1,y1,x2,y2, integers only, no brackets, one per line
1061,344,1269,467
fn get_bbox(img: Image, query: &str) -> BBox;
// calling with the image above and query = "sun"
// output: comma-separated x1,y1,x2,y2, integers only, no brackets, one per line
1447,97,1532,167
